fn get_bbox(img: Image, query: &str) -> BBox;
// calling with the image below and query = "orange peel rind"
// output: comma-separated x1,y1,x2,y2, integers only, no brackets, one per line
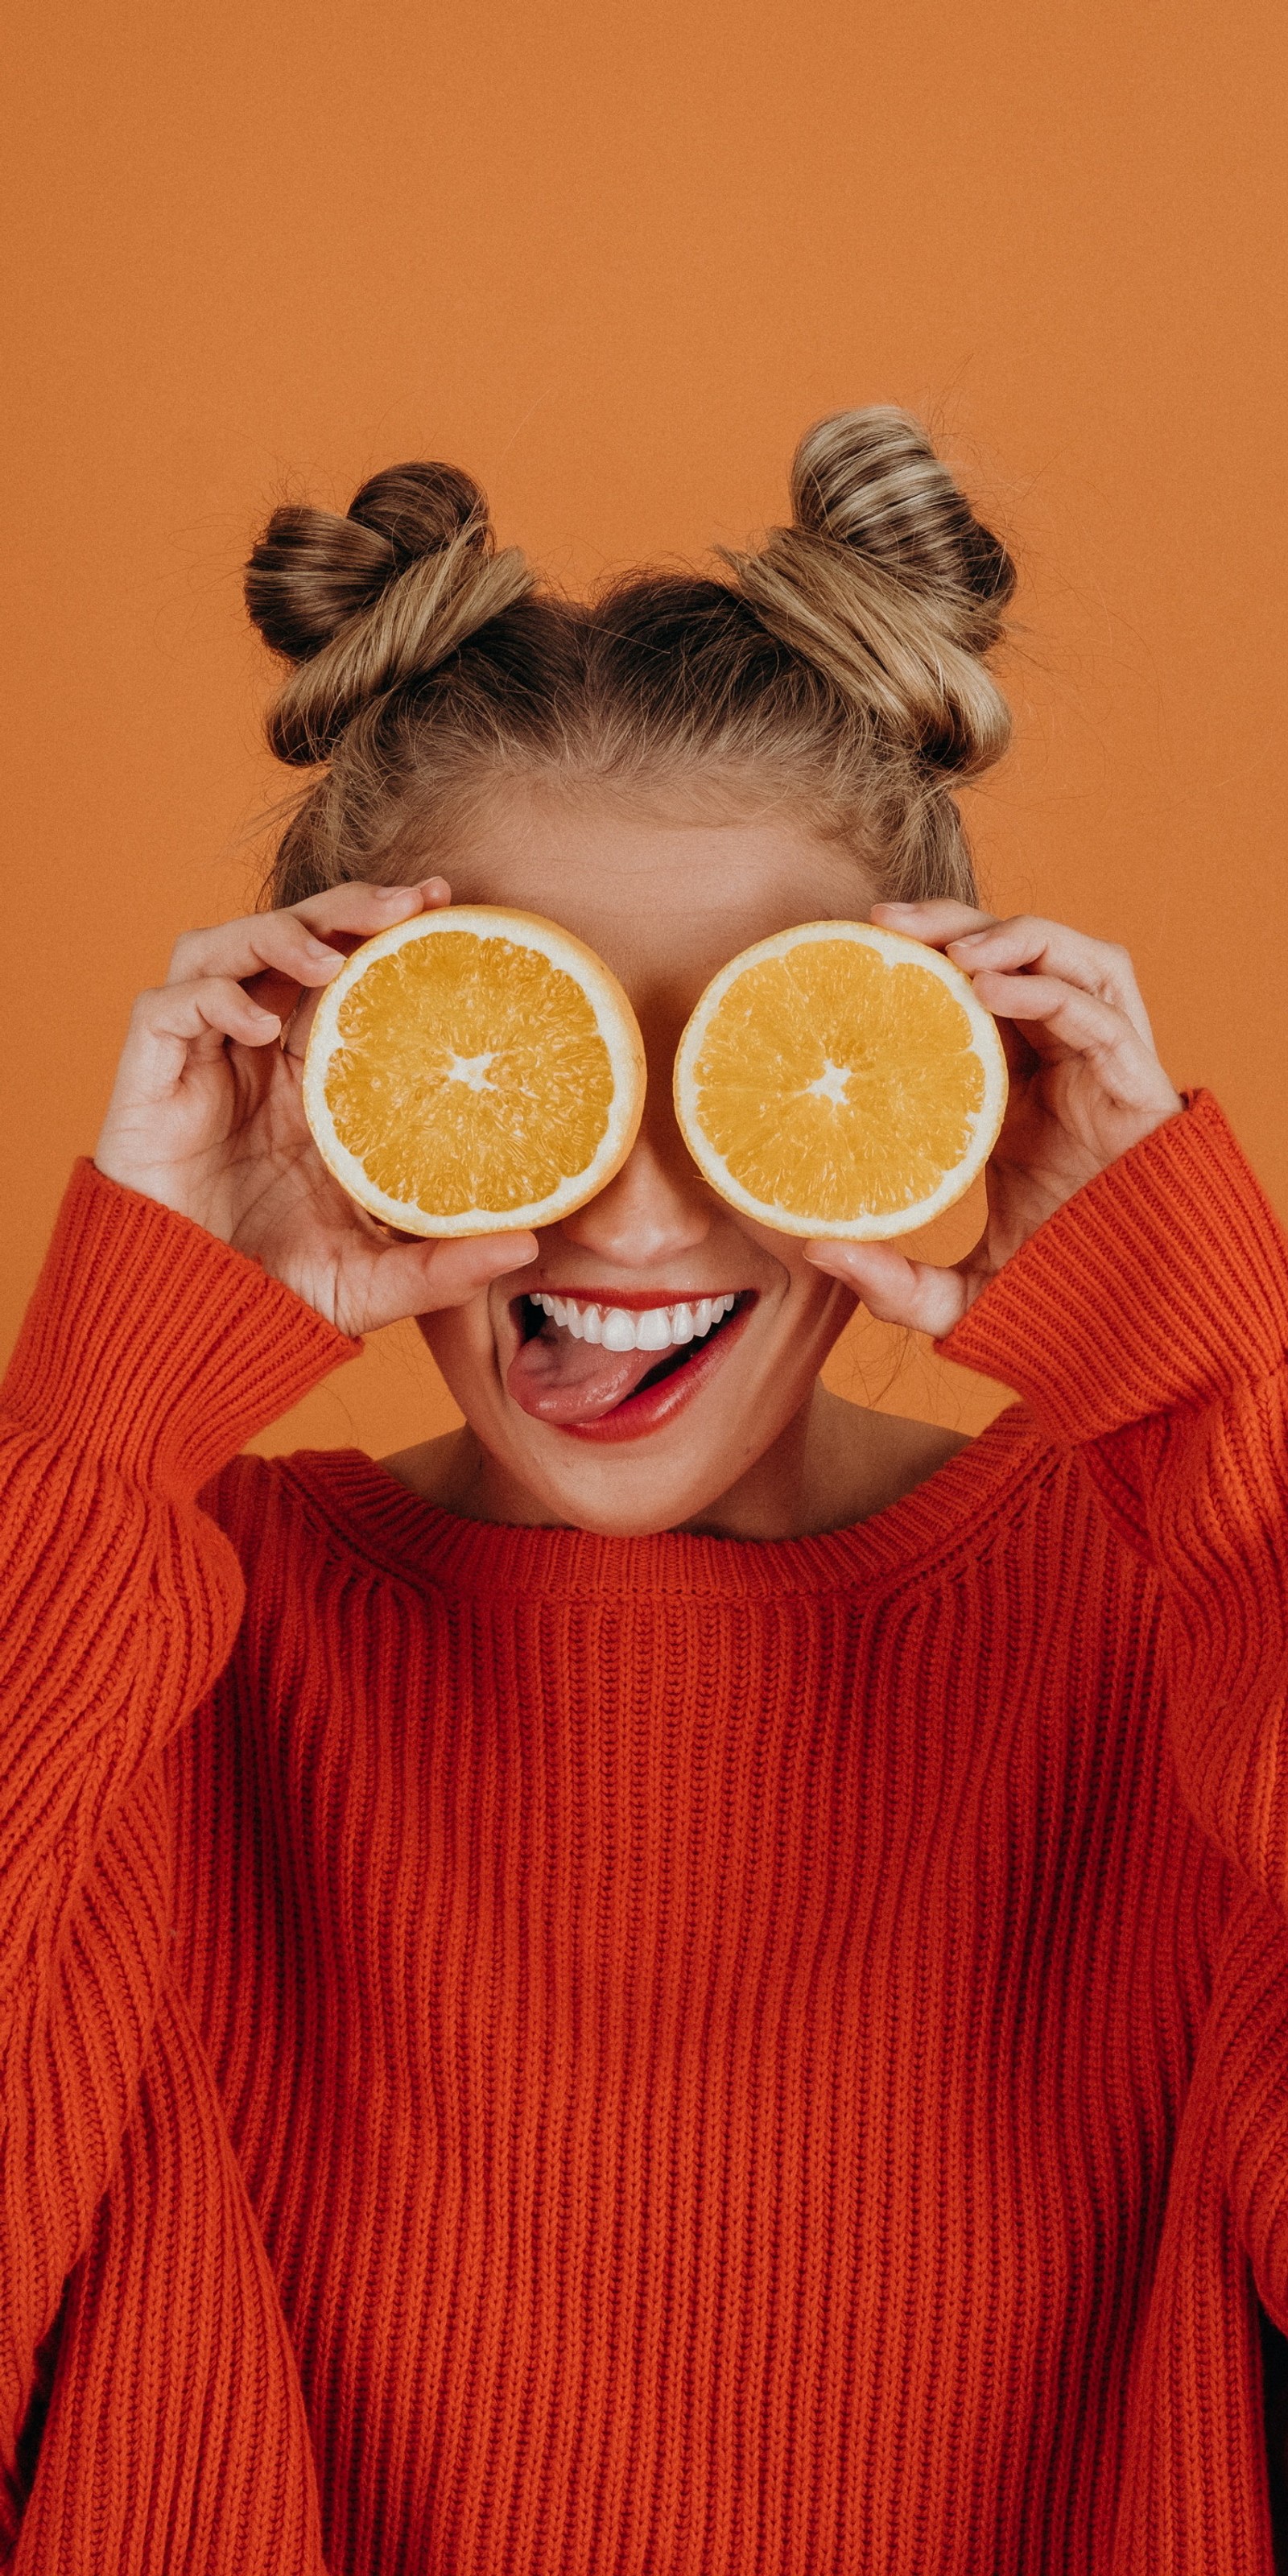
303,905,647,1237
673,919,1008,1239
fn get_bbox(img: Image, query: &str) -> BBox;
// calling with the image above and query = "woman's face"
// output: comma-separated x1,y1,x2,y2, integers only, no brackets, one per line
415,788,877,1537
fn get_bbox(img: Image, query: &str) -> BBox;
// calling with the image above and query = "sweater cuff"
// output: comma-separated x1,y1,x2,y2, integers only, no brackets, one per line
935,1091,1288,1446
2,1160,360,1496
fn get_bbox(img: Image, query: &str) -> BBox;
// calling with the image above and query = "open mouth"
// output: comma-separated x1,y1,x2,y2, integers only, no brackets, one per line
506,1288,758,1442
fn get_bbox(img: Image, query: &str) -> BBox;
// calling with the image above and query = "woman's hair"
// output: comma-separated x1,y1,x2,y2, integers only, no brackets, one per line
246,409,1016,909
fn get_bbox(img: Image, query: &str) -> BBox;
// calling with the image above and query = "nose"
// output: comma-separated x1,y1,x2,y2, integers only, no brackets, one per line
557,1125,713,1267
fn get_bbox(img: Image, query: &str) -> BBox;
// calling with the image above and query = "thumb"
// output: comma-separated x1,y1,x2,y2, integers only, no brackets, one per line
804,1239,971,1341
356,1230,539,1333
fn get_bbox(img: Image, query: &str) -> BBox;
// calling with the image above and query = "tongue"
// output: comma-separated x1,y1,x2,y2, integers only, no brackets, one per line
507,1319,671,1424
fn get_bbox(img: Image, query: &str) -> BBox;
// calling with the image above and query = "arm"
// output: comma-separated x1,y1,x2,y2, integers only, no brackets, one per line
807,910,1288,2372
805,897,1287,1901
935,1088,1288,1906
0,1163,356,2497
0,1160,358,2017
2,870,535,2502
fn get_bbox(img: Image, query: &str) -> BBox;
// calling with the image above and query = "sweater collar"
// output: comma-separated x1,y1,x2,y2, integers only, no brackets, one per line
279,1402,1044,1603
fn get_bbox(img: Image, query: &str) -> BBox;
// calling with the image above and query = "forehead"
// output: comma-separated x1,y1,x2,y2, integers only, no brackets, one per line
436,791,877,1009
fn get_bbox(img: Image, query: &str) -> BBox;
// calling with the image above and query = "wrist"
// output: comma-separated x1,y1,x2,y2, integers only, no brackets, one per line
92,1129,239,1248
6,1162,359,1496
937,1091,1288,1443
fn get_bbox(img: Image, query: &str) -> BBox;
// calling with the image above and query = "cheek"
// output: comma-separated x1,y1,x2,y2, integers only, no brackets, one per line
734,1233,859,1389
737,1224,847,1324
415,1298,502,1406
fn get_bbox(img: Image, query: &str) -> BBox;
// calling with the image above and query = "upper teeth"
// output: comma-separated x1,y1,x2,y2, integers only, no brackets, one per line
529,1293,738,1352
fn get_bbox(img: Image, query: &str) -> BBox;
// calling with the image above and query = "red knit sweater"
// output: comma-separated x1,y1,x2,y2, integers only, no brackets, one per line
3,1091,1288,2573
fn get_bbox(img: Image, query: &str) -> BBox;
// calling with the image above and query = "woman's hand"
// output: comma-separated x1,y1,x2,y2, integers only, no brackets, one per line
803,901,1186,1338
94,878,538,1336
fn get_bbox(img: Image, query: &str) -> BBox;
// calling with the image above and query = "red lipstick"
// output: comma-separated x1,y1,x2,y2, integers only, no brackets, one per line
556,1296,755,1443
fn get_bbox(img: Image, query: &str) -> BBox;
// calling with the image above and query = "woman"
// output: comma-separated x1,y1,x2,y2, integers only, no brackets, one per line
4,410,1286,2572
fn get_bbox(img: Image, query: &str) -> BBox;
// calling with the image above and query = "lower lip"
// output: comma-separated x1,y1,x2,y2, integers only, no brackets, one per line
555,1299,755,1443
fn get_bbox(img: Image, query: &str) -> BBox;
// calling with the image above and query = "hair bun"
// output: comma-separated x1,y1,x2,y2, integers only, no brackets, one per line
246,462,532,765
790,407,1014,653
723,407,1016,776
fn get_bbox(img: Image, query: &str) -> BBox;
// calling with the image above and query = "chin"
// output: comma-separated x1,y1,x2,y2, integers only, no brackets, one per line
510,1439,741,1540
423,1286,818,1538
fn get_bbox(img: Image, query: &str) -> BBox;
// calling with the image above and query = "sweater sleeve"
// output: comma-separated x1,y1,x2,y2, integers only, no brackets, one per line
936,1088,1288,1910
0,1162,356,2487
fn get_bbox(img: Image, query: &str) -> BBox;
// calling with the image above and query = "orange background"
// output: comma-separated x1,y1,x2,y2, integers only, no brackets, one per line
5,0,1285,1460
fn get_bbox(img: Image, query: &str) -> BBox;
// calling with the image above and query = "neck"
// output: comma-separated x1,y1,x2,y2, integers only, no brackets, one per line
382,1384,970,1542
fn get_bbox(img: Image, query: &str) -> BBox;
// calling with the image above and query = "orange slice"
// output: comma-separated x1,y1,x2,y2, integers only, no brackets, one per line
673,919,1007,1238
303,906,646,1236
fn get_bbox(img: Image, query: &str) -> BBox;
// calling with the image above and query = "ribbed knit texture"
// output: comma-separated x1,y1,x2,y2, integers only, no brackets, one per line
2,1091,1288,2572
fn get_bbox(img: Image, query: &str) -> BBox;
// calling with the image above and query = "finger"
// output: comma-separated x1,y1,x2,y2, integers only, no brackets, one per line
122,978,282,1100
964,968,1174,1102
165,878,451,992
969,971,1184,1120
245,965,308,1030
353,1230,539,1332
804,1238,970,1339
870,900,997,947
943,915,1155,1046
290,876,452,939
167,909,360,993
279,980,325,1061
